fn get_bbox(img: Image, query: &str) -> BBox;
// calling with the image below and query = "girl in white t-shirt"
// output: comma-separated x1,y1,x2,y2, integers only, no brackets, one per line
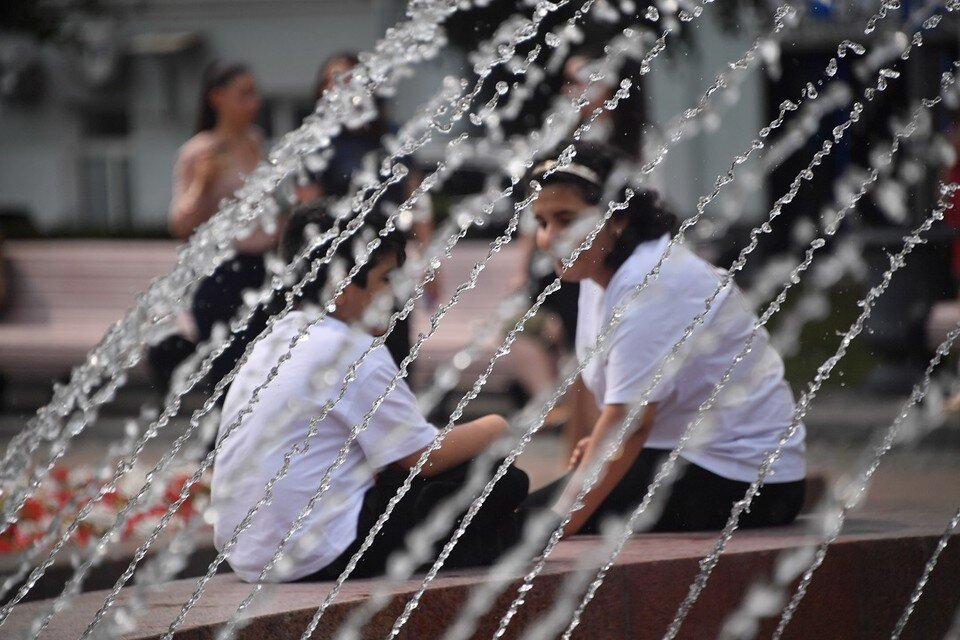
523,142,806,535
212,202,528,582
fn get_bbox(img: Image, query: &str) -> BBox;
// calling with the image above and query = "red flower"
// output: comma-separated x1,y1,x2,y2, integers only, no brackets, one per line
0,526,19,553
51,467,70,484
19,498,44,522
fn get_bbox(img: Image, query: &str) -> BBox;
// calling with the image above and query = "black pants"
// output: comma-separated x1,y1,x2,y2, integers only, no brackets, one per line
524,448,805,533
300,460,529,581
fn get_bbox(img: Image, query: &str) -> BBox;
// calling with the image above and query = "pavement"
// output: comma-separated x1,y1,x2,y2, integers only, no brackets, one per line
2,384,960,638
3,384,960,505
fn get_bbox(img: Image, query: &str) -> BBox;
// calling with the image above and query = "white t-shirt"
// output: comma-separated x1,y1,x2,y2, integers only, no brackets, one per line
576,235,805,483
212,312,438,582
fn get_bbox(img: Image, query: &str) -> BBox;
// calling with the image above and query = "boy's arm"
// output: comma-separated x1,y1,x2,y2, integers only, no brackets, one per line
392,414,508,477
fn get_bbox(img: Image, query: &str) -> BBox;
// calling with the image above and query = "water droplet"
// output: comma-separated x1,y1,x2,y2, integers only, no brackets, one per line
545,32,561,48
826,58,838,77
923,14,942,29
837,40,866,58
645,6,660,20
805,82,818,99
515,21,538,42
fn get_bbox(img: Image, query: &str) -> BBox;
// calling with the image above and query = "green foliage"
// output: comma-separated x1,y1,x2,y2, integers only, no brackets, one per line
775,282,878,391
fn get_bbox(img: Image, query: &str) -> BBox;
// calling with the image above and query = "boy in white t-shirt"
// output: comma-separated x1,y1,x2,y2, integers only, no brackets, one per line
211,201,528,582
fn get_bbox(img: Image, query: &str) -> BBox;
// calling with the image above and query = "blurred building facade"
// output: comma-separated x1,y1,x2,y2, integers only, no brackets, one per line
1,1,954,238
0,0,464,233
0,0,777,235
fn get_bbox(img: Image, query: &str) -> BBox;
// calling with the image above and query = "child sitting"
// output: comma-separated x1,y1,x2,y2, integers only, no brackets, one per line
522,141,805,535
211,201,528,582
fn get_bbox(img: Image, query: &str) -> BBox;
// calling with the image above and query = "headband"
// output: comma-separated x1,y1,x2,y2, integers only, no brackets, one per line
531,158,602,186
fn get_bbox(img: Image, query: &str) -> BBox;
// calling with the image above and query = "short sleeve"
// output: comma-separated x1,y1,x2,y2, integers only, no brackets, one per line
349,350,438,470
601,280,704,406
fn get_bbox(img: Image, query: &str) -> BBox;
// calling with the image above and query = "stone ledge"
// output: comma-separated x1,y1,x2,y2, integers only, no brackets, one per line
5,509,959,639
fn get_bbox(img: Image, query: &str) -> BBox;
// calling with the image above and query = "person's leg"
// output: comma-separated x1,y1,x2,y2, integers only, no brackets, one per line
498,334,558,401
651,463,806,532
302,461,529,581
578,448,664,534
298,467,420,581
411,461,529,568
520,449,805,536
519,449,665,535
522,473,570,510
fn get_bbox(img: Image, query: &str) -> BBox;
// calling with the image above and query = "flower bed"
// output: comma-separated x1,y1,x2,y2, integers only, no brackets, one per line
0,465,210,555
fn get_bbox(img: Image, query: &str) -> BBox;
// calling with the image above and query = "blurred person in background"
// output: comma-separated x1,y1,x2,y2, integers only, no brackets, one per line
152,61,277,395
298,52,438,378
508,49,650,452
0,231,7,316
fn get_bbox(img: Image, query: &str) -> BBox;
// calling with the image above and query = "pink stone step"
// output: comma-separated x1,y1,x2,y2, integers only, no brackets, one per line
5,509,958,639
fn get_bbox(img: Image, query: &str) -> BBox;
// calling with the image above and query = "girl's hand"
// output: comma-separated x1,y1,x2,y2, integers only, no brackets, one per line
194,147,226,187
568,437,590,470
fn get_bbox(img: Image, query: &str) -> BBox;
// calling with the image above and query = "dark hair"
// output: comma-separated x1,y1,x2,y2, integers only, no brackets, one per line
307,51,390,196
313,52,360,102
565,48,647,160
529,141,677,271
280,200,407,306
195,61,251,134
608,57,647,160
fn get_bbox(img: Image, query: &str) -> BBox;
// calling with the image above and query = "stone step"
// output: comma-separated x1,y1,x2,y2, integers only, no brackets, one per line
5,509,958,639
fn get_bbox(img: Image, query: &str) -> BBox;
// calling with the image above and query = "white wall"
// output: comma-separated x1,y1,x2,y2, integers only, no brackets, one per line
648,15,767,221
0,1,767,232
0,0,468,231
0,48,83,230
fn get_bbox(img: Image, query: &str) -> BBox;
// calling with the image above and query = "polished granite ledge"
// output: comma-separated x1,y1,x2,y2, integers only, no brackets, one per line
5,508,959,639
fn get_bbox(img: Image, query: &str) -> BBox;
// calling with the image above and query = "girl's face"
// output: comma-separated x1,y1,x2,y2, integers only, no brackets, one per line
322,57,355,93
209,72,261,127
532,184,625,284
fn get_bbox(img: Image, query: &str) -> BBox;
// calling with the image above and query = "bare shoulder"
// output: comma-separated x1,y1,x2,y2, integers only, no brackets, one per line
178,131,220,160
247,126,266,153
